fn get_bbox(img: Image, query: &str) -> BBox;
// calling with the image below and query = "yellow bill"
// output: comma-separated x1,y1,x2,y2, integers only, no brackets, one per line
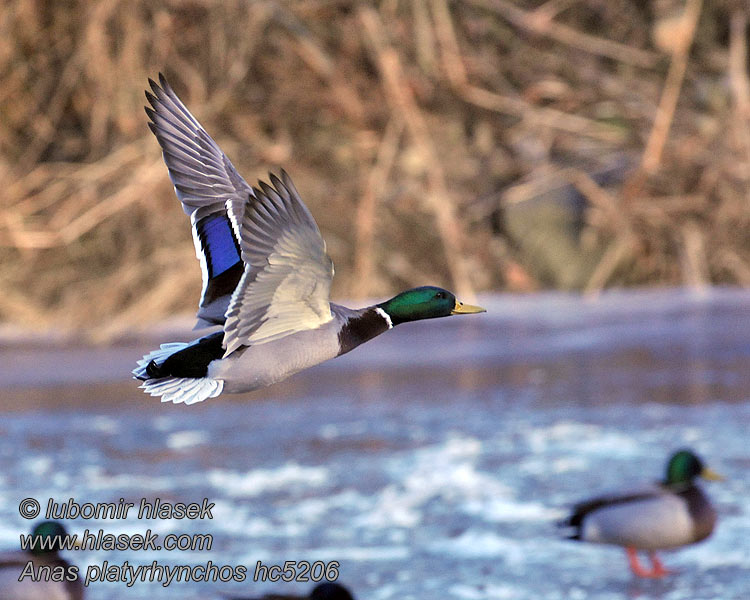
451,300,486,315
700,467,724,481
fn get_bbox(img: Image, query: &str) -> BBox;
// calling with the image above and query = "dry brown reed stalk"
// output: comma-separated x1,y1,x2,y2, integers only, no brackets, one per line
468,0,661,68
638,0,703,178
359,5,475,300
530,0,579,23
352,117,404,299
431,0,625,142
728,9,750,183
679,221,709,290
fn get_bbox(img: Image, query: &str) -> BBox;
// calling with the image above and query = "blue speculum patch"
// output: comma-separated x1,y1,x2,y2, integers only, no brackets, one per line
198,215,241,278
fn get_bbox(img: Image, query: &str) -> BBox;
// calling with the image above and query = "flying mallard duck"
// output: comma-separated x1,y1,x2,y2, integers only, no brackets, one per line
0,521,83,600
133,75,485,405
559,449,722,578
228,582,354,600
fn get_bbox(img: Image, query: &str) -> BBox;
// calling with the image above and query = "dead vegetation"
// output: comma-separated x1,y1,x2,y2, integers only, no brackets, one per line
1,0,749,336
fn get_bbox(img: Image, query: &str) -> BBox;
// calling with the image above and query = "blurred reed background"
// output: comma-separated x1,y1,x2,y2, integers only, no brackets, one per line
2,0,749,338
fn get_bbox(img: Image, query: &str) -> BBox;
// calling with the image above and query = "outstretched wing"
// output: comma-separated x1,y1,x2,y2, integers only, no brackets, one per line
145,74,250,327
223,171,334,355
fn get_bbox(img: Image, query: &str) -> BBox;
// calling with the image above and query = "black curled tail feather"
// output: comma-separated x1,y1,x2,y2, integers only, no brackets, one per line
146,360,165,378
556,513,582,540
134,332,225,382
151,332,225,379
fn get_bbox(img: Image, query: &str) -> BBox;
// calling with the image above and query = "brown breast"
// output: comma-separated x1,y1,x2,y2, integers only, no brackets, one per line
678,485,717,543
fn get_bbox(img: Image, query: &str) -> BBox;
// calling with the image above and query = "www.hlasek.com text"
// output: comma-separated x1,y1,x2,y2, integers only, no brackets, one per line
20,527,213,552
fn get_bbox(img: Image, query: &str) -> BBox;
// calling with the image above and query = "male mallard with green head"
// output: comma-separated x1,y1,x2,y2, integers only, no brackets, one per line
560,449,722,578
133,75,485,404
0,521,83,600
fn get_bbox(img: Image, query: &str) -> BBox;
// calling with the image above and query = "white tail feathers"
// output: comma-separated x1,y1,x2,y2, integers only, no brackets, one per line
140,375,223,405
133,342,223,405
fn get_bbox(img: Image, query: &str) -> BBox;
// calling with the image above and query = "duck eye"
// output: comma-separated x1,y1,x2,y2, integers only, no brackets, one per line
436,292,445,299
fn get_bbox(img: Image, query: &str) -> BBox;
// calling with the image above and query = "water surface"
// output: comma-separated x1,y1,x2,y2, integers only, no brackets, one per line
1,289,748,599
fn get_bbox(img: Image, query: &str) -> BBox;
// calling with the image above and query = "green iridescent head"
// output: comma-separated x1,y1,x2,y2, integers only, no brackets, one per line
29,521,68,556
377,286,485,326
665,449,723,486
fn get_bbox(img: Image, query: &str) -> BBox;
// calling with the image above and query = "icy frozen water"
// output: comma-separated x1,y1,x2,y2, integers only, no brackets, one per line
1,288,748,599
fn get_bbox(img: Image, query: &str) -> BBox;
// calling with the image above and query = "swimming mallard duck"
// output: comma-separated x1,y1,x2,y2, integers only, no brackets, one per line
560,449,722,578
0,521,83,599
133,75,485,404
228,582,354,600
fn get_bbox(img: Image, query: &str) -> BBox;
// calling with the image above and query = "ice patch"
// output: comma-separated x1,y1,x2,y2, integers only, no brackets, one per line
466,497,565,523
518,455,588,476
428,530,547,567
88,415,119,433
212,500,304,538
81,465,174,490
306,545,410,561
357,436,508,528
152,415,175,431
279,490,370,523
22,455,52,476
450,583,519,599
430,530,513,557
523,421,639,456
165,430,208,449
319,424,339,439
207,463,328,497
